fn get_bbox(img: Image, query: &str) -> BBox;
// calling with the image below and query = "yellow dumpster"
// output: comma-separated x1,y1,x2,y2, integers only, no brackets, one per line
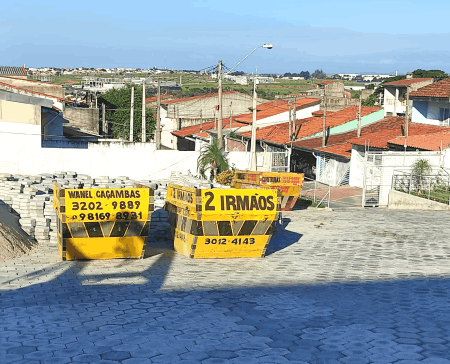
232,171,304,211
165,184,281,258
53,183,154,261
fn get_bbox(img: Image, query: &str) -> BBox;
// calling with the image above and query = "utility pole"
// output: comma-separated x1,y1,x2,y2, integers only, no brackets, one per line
217,60,223,149
250,80,258,170
292,98,297,141
200,109,203,132
102,103,106,136
141,82,146,142
405,86,410,137
130,87,134,142
229,102,233,130
156,80,161,149
288,101,292,142
357,92,362,137
322,88,327,147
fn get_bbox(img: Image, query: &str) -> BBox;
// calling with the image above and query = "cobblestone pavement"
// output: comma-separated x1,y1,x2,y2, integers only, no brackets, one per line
2,208,450,363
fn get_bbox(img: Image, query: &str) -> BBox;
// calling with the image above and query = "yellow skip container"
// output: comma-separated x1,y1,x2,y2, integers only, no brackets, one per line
165,184,280,259
53,183,154,261
232,171,304,211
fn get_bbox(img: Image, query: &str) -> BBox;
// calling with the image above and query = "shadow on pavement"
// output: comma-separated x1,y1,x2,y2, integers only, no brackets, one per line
2,266,450,363
265,218,302,256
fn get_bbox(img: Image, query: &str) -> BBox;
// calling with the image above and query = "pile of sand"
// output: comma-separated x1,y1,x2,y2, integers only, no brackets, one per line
0,206,38,261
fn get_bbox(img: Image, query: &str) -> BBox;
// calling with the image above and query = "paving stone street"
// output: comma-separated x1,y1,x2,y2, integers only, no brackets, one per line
2,208,450,363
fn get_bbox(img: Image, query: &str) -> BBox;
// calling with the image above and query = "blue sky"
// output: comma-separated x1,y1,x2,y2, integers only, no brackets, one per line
2,0,449,74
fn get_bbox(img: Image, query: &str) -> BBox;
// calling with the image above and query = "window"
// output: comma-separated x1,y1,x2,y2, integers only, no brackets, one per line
439,108,450,126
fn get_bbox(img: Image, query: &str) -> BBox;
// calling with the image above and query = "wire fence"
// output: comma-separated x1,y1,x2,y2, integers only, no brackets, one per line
392,169,450,205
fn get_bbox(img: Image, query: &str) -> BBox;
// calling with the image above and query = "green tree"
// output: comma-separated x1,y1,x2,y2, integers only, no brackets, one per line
98,85,156,141
197,139,229,180
412,69,448,80
412,158,432,194
362,93,377,106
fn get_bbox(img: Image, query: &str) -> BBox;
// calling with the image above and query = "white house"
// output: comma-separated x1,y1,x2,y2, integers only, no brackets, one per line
410,78,450,126
383,77,433,117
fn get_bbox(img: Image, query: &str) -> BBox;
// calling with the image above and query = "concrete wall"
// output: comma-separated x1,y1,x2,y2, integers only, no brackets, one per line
388,189,450,210
64,107,99,134
0,76,65,99
316,154,350,186
0,122,262,180
0,99,41,125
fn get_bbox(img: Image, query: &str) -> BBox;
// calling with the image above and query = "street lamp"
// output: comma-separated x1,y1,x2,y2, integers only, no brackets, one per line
217,44,273,153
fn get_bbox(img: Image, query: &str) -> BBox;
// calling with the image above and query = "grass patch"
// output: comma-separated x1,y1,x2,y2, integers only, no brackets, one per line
296,196,326,209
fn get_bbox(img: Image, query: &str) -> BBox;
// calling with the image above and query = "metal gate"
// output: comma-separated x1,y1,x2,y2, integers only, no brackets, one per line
362,152,382,207
270,151,289,172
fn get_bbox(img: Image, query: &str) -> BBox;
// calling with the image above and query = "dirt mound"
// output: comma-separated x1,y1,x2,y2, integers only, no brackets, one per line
0,206,38,261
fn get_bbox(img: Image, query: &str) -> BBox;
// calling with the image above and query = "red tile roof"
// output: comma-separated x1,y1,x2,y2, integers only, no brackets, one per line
388,131,450,151
171,118,245,138
240,105,381,145
195,131,211,139
296,106,381,140
317,81,336,85
0,81,73,103
170,98,320,139
145,94,173,103
233,98,321,124
161,91,236,105
311,110,336,117
409,78,450,98
291,116,406,151
315,143,353,157
383,78,433,86
349,123,449,149
171,121,216,138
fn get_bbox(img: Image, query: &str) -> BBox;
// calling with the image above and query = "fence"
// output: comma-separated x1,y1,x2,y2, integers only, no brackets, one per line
300,176,331,208
359,151,443,207
392,169,450,205
270,151,289,172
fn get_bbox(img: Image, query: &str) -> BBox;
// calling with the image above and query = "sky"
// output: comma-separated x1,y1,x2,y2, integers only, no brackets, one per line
2,0,450,75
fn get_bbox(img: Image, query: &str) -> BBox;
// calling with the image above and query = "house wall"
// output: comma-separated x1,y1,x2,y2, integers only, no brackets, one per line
63,107,99,134
0,76,65,99
412,100,450,126
164,93,262,120
226,138,247,152
384,86,405,115
384,80,433,116
349,146,367,188
0,99,41,125
316,153,350,186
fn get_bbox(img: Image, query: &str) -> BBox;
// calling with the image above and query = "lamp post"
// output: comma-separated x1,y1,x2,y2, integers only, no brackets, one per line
217,44,273,153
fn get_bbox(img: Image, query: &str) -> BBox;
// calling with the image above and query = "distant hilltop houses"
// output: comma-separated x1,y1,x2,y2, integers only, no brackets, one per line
22,66,397,85
330,73,393,82
26,67,176,76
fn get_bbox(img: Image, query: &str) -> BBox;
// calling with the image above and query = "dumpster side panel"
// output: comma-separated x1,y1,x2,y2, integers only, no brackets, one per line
64,237,146,260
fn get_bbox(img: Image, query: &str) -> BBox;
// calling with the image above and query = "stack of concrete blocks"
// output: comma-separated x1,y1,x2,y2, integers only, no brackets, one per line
0,171,195,248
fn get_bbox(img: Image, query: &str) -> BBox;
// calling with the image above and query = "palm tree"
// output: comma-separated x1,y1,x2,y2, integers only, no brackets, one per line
197,139,229,180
